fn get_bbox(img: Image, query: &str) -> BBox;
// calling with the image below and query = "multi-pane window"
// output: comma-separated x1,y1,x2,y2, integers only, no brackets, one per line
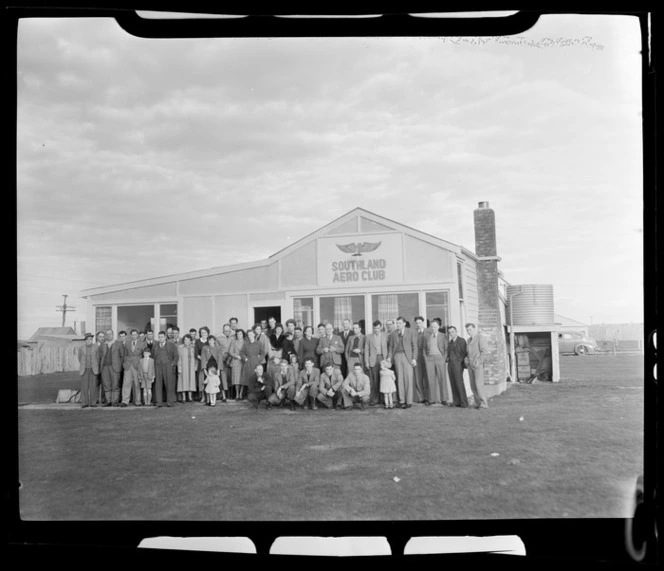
95,306,112,334
371,293,419,328
425,291,450,328
320,295,366,333
293,297,314,329
159,304,178,331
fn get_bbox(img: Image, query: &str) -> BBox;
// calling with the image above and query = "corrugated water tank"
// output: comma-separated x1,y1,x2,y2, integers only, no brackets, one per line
506,284,554,325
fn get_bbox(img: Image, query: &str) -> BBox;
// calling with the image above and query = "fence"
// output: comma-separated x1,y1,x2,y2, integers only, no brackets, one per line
595,339,644,354
17,343,82,376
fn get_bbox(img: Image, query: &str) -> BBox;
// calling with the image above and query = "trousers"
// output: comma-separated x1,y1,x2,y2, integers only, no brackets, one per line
393,352,414,405
448,361,469,407
101,365,121,404
122,366,141,405
467,363,487,407
80,368,97,406
154,364,176,404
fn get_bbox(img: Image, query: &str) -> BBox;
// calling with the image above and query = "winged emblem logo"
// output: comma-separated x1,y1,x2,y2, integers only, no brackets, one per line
336,241,382,257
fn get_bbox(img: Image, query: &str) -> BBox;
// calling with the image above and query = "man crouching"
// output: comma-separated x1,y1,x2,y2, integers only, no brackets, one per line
341,362,371,410
247,364,274,410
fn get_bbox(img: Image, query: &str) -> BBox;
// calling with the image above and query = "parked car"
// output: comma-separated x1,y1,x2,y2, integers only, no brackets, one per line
558,332,597,355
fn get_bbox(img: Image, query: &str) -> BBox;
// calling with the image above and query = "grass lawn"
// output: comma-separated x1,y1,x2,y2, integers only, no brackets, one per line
16,355,643,520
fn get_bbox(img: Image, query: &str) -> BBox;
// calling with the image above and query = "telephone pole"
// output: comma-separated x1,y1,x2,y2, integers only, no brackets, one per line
56,294,76,328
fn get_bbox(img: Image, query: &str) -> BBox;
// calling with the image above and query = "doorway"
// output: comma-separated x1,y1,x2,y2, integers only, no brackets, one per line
253,306,282,326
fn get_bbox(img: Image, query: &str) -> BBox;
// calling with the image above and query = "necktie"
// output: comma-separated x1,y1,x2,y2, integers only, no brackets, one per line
132,341,136,350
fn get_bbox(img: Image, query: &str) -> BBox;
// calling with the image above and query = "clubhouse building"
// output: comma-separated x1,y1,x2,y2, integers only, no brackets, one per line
81,203,515,396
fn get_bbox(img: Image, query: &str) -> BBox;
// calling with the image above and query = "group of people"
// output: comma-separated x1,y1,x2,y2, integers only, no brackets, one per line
77,315,490,412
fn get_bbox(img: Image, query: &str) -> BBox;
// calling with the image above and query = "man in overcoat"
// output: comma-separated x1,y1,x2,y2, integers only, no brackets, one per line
465,323,489,409
364,320,388,406
153,330,179,406
79,333,100,408
387,316,418,408
446,325,469,407
99,329,125,407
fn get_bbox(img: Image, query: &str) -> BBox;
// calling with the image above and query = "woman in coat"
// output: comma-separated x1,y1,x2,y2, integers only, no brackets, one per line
241,328,266,390
201,335,226,402
228,329,245,400
177,334,197,402
297,325,319,370
269,323,285,360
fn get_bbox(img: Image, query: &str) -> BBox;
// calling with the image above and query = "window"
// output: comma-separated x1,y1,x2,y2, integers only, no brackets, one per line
117,305,154,334
457,261,464,300
293,297,314,328
159,303,178,332
426,291,450,328
320,295,366,333
371,293,419,328
95,306,111,334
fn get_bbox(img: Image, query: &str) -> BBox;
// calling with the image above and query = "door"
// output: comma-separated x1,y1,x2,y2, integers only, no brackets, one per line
253,306,282,326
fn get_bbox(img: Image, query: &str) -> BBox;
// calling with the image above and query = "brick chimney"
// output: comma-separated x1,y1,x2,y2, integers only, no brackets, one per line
473,202,508,395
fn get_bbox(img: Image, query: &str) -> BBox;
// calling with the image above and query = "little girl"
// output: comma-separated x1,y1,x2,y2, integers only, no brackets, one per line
379,359,396,409
139,347,155,406
204,365,222,406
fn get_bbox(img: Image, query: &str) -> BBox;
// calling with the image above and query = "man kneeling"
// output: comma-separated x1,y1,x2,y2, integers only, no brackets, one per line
317,363,344,409
247,364,274,409
341,362,371,410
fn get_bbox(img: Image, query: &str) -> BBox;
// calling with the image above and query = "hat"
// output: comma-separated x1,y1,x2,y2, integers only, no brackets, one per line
84,333,94,339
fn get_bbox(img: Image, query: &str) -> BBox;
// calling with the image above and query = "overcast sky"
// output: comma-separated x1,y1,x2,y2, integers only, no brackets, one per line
16,13,643,339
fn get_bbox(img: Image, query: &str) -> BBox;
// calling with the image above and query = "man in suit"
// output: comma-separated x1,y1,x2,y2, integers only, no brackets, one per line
121,329,146,406
338,318,353,377
247,363,275,410
144,330,155,356
217,323,233,396
317,363,344,409
424,318,451,405
78,333,100,408
465,323,489,409
344,322,365,374
413,316,429,403
447,325,469,408
293,326,303,355
387,316,418,408
340,362,371,410
296,357,321,409
316,322,344,371
99,329,124,407
269,358,298,409
254,323,272,366
364,320,388,406
153,330,179,407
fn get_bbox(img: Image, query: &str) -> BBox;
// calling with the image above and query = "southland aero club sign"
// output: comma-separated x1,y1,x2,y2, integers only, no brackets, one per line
317,232,404,286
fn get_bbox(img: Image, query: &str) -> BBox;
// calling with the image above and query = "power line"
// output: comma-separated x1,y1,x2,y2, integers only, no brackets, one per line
55,294,76,328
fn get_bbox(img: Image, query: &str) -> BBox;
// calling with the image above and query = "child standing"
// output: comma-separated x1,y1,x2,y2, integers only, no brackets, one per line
379,359,396,409
139,347,155,406
204,365,222,406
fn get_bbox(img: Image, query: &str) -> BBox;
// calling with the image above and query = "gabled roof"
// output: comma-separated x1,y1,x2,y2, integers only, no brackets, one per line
27,327,77,343
81,207,473,298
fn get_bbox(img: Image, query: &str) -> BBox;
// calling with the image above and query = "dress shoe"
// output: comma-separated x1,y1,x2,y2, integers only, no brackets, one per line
424,400,431,406
119,403,127,407
405,404,412,408
81,405,89,408
166,402,173,407
266,403,272,410
344,406,352,410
